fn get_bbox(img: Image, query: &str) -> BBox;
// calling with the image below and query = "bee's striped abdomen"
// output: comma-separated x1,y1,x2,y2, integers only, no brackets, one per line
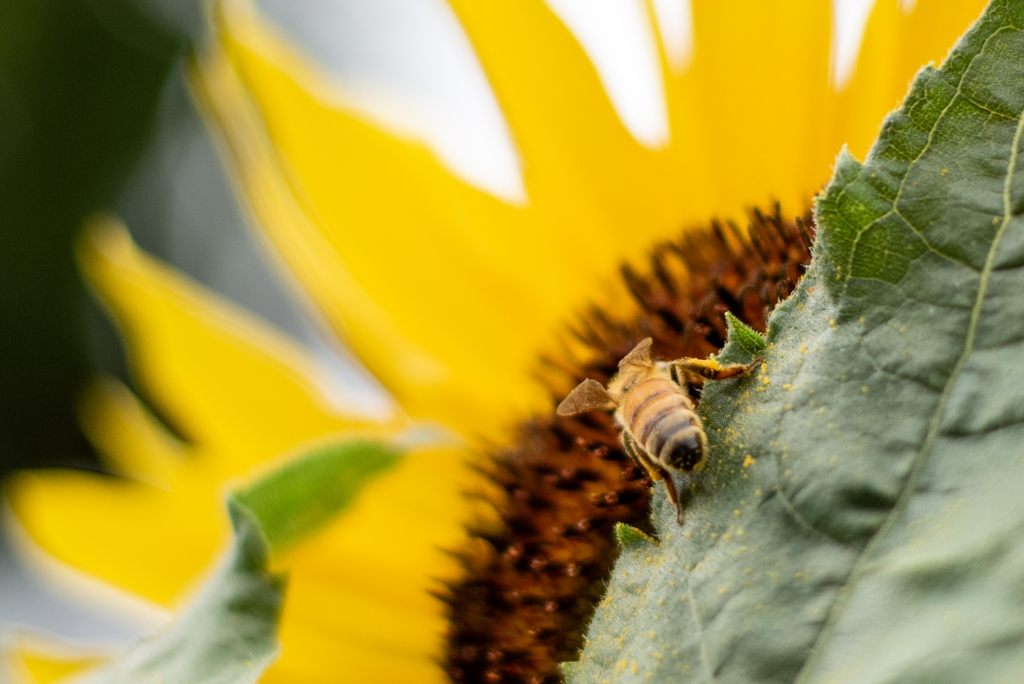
622,377,706,472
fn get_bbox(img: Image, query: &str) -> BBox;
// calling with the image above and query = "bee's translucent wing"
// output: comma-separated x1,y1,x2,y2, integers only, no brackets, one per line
556,378,617,416
618,337,654,369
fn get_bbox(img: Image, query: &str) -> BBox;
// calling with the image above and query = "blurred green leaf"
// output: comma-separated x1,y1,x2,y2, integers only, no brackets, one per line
51,436,405,681
234,438,404,552
0,0,179,474
73,498,283,684
569,2,1024,682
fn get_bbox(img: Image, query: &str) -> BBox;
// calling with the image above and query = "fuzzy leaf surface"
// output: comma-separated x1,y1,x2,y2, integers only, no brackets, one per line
73,500,283,684
568,2,1024,682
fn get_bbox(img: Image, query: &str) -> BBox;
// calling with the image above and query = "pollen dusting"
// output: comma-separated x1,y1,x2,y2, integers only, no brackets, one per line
442,207,814,684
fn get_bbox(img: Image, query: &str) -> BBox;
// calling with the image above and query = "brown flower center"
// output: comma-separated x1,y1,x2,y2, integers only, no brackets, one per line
441,206,815,684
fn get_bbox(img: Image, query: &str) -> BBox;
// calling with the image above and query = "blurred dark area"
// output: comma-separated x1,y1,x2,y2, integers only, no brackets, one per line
0,0,182,476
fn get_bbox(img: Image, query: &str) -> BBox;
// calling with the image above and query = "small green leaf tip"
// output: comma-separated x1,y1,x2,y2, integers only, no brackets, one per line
72,499,284,684
724,311,766,358
572,3,1024,682
614,522,656,548
234,438,404,552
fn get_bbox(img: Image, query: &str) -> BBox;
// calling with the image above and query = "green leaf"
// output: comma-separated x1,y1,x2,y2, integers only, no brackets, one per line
60,437,405,683
233,438,404,551
73,499,283,684
614,522,658,549
723,311,766,360
570,2,1024,682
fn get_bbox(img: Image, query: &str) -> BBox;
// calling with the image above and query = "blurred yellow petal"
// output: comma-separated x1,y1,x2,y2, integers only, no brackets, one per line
6,217,370,604
261,445,472,684
674,0,834,214
77,216,372,461
8,216,478,681
78,378,183,489
7,466,220,606
200,3,632,440
5,636,106,684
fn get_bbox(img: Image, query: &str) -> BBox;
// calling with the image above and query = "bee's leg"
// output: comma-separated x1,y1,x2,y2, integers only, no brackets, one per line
621,431,662,481
621,432,685,525
670,356,762,385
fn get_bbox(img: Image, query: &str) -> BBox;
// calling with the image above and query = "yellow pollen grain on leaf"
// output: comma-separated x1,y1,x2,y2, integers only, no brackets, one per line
653,653,663,660
862,386,869,393
742,454,755,467
734,509,742,516
719,587,727,595
632,661,639,674
658,598,664,605
783,383,792,390
941,168,949,176
722,533,731,540
799,343,808,354
761,376,771,386
745,567,753,574
754,489,762,496
737,529,744,536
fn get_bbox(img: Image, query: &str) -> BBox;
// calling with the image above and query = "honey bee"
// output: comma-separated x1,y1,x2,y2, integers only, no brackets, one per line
557,338,759,524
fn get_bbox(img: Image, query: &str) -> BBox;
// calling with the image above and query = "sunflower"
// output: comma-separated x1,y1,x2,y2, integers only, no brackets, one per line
2,1,989,683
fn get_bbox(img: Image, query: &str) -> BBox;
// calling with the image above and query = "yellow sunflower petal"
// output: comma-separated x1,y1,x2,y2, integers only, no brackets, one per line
6,217,368,604
5,636,106,684
260,445,472,684
443,0,701,251
197,0,700,441
675,0,835,213
835,0,990,161
193,28,542,439
78,378,183,489
6,466,222,606
77,217,371,462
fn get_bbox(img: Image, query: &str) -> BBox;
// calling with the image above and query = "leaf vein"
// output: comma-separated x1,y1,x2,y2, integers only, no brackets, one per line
793,24,1024,683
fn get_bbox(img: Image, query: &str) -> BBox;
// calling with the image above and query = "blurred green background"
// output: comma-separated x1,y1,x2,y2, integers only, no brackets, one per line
1,0,180,474
0,0,326,480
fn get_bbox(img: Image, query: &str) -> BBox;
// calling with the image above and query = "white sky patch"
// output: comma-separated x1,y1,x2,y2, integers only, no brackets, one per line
545,0,670,149
649,0,694,74
830,0,878,91
255,0,525,204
